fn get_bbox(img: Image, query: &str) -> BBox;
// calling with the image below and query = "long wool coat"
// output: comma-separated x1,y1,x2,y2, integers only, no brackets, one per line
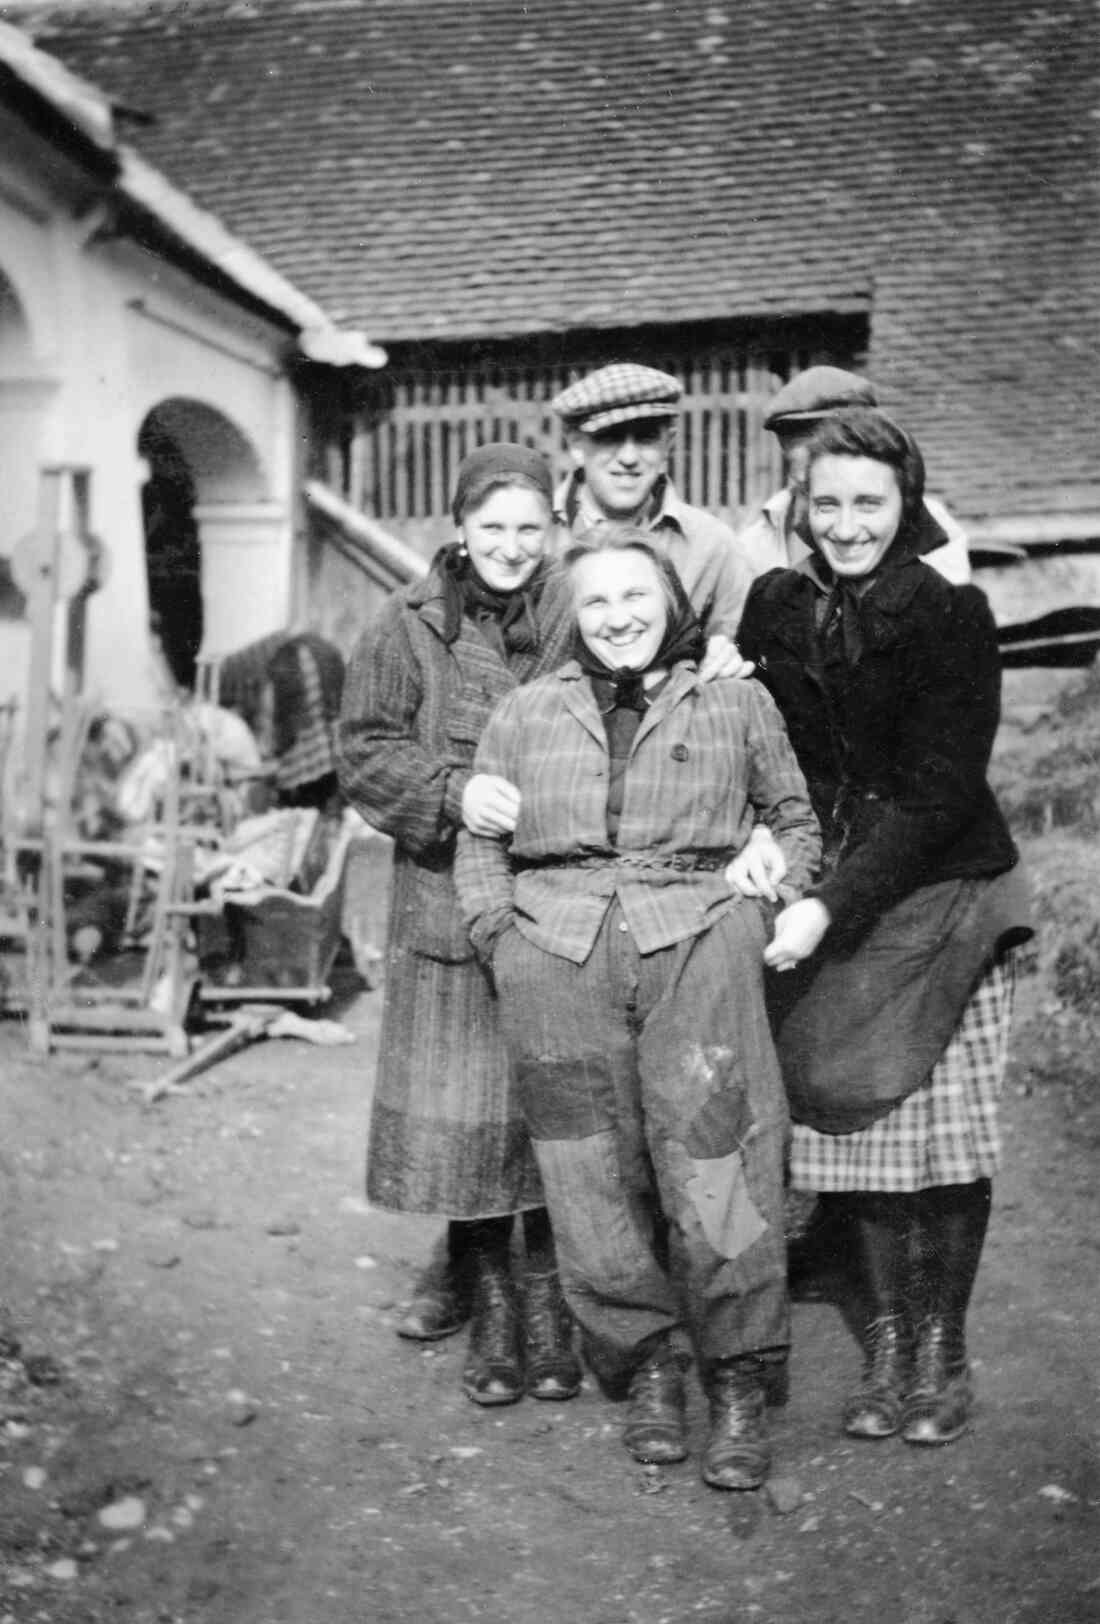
337,564,573,1216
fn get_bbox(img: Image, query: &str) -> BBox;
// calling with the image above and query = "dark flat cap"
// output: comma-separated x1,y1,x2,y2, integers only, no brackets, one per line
763,365,878,432
552,363,682,435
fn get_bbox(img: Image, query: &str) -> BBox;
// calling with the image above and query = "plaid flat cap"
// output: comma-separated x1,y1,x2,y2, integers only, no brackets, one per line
551,363,683,435
763,365,877,431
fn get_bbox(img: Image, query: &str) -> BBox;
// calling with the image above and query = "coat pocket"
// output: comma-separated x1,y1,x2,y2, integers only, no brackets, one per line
443,685,494,746
397,861,477,962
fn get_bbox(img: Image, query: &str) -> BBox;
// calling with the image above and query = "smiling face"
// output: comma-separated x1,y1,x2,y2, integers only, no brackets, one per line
568,419,673,519
459,483,553,593
807,453,904,578
571,547,670,672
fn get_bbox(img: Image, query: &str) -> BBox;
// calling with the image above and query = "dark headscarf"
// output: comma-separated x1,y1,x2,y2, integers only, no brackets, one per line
568,538,705,710
566,537,704,844
435,544,546,655
450,442,554,525
436,442,555,654
798,407,928,666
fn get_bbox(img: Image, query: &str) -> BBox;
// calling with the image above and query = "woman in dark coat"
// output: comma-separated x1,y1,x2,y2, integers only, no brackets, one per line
337,444,580,1407
737,408,1031,1449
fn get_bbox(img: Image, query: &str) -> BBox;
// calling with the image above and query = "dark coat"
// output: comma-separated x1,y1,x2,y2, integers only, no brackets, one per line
737,556,1019,942
337,564,573,1215
738,555,1024,1132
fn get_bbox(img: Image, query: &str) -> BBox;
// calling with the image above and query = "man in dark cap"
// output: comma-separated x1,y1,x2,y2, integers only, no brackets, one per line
552,363,755,680
736,365,970,583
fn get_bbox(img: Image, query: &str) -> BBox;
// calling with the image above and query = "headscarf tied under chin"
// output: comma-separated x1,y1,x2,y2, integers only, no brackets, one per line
435,543,547,654
571,545,705,712
798,407,928,666
436,442,556,654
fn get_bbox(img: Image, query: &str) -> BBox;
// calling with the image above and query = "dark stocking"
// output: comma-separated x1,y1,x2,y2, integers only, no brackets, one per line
521,1207,556,1273
910,1179,991,1368
450,1215,513,1266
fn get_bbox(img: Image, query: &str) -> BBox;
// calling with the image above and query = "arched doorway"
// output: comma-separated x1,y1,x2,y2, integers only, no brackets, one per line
138,399,265,689
0,267,42,706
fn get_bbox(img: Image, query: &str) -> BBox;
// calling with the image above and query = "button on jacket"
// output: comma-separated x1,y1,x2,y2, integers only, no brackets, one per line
455,659,821,965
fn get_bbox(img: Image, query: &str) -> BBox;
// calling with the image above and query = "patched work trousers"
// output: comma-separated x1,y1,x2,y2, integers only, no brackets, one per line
493,900,790,1387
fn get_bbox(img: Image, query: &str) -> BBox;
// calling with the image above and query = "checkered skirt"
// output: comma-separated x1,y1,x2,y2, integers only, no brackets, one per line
789,954,1016,1193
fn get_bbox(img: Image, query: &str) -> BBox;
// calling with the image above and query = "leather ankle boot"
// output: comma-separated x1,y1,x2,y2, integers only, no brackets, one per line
701,1359,770,1491
843,1313,911,1438
901,1316,971,1445
396,1222,474,1342
622,1351,688,1464
523,1272,582,1401
461,1252,523,1407
901,1181,988,1445
396,1261,470,1342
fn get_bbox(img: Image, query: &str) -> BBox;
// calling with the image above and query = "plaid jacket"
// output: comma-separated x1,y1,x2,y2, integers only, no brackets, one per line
455,660,821,965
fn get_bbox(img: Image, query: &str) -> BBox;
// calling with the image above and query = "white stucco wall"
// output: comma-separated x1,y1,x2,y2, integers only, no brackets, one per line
0,116,300,716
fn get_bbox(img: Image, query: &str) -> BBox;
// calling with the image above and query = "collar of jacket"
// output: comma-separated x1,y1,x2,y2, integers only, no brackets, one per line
554,470,687,534
404,560,450,636
760,487,795,533
772,551,929,659
405,558,546,646
555,656,701,751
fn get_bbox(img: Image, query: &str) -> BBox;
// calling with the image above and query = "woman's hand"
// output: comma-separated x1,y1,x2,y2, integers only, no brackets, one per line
763,898,831,971
698,633,756,683
726,826,787,902
462,773,521,836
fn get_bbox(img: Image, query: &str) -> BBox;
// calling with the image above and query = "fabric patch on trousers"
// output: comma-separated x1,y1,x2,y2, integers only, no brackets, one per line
679,1050,754,1158
683,1147,767,1260
514,1054,618,1142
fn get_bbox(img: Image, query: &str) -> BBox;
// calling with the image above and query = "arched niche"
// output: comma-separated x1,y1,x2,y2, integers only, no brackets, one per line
0,267,48,705
0,267,33,370
138,397,286,686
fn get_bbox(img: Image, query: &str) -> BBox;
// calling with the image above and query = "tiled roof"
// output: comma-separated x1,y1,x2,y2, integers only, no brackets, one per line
0,14,385,359
6,0,1100,521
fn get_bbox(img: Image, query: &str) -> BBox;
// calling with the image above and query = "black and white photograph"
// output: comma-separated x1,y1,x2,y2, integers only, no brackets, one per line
0,2,1096,1620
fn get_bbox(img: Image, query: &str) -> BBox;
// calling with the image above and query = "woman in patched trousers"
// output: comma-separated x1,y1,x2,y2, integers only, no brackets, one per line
737,407,1031,1449
338,443,581,1408
455,531,820,1490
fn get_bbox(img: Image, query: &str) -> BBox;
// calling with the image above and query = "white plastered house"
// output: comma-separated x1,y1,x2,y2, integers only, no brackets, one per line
0,19,385,718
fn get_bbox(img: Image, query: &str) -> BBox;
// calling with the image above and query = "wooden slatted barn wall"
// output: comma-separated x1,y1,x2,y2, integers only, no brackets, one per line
333,339,828,555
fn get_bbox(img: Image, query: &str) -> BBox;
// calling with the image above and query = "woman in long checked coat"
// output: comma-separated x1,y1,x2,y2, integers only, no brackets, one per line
337,444,582,1408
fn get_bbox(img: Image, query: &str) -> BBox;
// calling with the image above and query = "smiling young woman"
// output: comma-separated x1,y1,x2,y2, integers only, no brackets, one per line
456,530,821,1490
338,443,583,1411
737,407,1032,1450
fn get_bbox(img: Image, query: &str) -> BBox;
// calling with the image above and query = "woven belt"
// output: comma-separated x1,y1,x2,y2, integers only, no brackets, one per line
515,850,731,874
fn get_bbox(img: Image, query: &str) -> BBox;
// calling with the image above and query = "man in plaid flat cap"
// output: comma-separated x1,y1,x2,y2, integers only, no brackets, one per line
553,363,755,681
736,365,971,584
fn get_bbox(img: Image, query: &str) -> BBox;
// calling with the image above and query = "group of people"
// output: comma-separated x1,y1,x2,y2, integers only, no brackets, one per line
336,363,1030,1491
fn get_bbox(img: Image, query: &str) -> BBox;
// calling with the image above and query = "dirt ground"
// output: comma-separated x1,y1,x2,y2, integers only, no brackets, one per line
2,825,1098,1622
